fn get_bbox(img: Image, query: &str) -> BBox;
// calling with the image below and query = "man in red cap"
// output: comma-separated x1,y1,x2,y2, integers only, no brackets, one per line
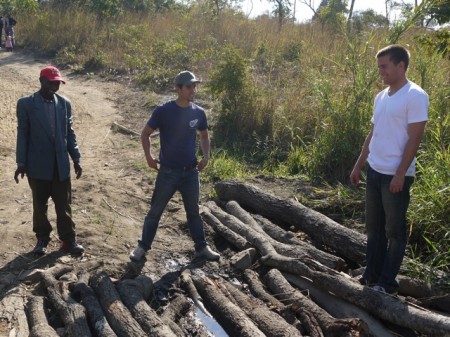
14,65,84,255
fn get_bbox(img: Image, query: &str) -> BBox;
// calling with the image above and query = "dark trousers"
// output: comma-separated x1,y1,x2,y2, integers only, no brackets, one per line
27,175,76,242
139,166,207,252
363,165,413,292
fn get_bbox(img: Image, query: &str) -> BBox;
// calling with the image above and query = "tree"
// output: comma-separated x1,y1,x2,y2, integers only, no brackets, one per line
269,0,291,29
351,9,389,31
314,0,347,27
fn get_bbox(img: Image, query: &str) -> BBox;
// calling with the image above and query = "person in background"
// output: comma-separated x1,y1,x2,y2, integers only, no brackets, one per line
350,45,428,295
14,66,85,255
4,14,16,48
0,15,4,47
130,70,220,262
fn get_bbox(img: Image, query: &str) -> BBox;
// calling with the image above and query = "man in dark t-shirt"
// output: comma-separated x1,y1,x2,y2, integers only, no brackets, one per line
130,71,220,262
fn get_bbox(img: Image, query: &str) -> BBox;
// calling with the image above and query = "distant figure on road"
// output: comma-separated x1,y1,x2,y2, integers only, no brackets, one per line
130,70,220,262
0,15,4,48
14,66,85,255
350,45,428,295
5,34,13,51
4,14,16,48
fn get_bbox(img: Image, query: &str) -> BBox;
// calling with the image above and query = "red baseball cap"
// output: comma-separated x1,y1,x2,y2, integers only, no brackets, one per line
40,66,66,83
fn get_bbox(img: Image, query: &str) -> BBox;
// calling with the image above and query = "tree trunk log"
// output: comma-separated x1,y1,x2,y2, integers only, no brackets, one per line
71,271,117,337
208,198,450,336
417,294,450,314
192,274,266,337
242,269,304,332
215,180,366,263
160,293,193,336
91,271,147,337
27,296,60,337
180,270,212,317
282,273,393,337
262,254,450,336
116,276,177,337
0,286,29,337
202,209,251,251
42,268,92,337
264,269,364,337
225,200,346,270
221,279,303,336
207,201,343,272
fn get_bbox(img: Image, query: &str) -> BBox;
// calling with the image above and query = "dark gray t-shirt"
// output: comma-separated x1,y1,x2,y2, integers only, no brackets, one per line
147,100,207,168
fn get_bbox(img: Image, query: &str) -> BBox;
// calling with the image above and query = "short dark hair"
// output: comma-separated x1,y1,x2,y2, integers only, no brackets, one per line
376,44,410,71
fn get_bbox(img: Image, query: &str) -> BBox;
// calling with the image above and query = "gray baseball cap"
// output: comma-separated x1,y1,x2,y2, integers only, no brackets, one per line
174,71,201,86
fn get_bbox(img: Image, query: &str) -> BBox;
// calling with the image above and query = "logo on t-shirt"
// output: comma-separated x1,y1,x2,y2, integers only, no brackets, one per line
189,119,199,128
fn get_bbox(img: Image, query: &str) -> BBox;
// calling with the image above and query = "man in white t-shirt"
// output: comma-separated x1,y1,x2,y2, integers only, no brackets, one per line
350,45,429,295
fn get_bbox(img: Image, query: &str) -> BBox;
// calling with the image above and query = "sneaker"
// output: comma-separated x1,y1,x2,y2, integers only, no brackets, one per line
194,246,220,260
373,285,398,296
129,246,146,261
61,241,85,254
33,240,49,255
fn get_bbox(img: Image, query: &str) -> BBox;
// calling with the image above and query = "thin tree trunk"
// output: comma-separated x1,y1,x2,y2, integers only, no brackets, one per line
27,296,60,337
192,274,266,337
222,279,304,336
71,271,117,337
225,200,346,270
264,269,364,337
91,271,147,337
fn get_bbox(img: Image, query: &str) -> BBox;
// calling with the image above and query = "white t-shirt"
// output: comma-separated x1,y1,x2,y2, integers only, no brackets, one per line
368,81,429,176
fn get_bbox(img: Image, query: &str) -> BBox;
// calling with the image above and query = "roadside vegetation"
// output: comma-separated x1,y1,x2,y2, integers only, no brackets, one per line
5,0,449,282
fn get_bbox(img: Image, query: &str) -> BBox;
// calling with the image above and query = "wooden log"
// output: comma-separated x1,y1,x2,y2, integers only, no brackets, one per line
208,200,450,336
192,274,266,337
202,209,251,251
180,269,212,318
206,201,340,270
0,286,29,337
27,296,60,337
160,294,192,336
71,271,117,337
91,271,147,337
252,213,306,245
42,269,92,337
417,294,450,314
116,276,177,337
397,274,446,298
242,269,305,332
262,254,450,336
282,273,393,337
225,200,346,270
221,279,303,336
265,269,364,337
215,180,366,264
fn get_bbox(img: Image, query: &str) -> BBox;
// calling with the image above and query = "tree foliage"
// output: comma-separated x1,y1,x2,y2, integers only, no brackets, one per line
0,0,39,14
313,0,347,27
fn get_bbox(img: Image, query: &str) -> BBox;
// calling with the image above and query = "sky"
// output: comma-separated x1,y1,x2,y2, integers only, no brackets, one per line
241,0,417,22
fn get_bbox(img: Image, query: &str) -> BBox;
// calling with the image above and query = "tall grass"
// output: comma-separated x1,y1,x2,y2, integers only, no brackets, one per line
15,3,449,275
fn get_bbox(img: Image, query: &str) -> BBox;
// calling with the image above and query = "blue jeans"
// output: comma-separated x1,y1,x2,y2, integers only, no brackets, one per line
363,165,414,292
138,166,207,252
